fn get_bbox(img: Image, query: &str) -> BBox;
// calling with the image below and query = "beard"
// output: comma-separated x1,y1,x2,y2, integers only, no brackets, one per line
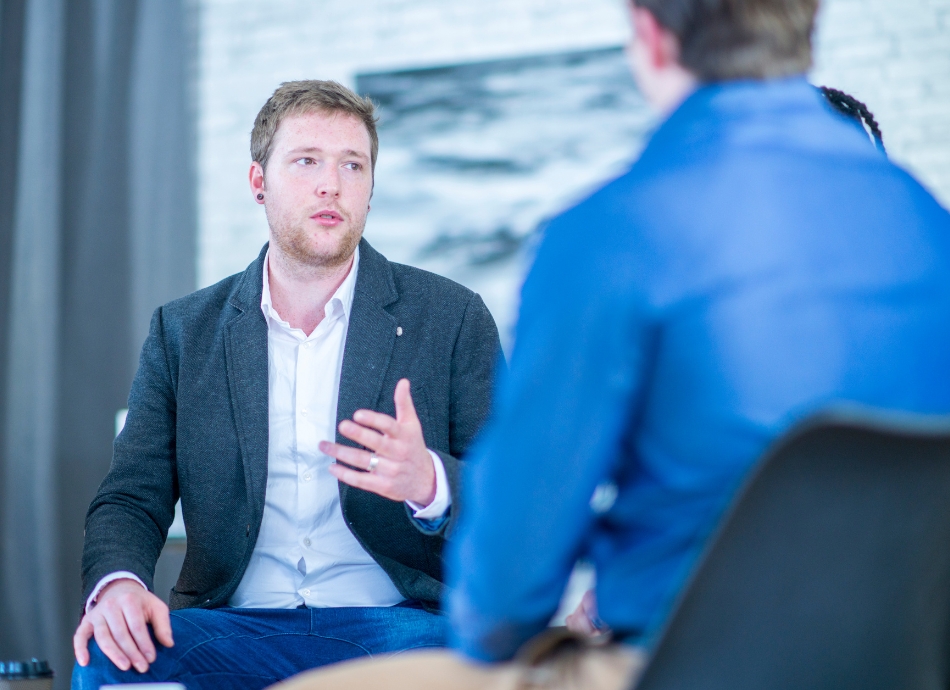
267,211,366,272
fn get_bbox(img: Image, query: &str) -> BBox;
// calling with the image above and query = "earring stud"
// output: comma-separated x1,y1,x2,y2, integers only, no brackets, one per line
257,193,264,200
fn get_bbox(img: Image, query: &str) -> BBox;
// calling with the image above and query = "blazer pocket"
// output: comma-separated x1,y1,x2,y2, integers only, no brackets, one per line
168,587,200,610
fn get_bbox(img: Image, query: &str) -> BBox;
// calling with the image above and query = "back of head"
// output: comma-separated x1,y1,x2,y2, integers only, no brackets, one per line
633,0,819,81
250,79,379,172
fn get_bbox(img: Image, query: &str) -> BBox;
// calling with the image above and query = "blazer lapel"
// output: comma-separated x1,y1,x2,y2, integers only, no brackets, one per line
224,245,270,518
336,239,399,449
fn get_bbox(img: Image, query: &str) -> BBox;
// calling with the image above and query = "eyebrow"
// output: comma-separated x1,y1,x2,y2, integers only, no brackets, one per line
287,146,369,160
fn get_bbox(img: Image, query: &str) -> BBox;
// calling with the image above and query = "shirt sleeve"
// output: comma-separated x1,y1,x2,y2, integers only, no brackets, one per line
85,572,148,614
406,450,452,519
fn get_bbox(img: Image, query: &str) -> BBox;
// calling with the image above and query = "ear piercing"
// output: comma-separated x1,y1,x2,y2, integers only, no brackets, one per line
257,193,264,200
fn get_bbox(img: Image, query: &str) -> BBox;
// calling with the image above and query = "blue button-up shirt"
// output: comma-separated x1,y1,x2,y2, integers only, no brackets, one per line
447,77,950,662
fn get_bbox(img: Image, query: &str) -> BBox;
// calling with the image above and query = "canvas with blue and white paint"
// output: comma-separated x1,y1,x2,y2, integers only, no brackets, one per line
357,46,655,341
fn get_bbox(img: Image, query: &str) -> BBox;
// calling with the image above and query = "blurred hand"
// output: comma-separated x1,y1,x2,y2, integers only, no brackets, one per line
323,378,436,506
565,589,608,637
73,578,174,673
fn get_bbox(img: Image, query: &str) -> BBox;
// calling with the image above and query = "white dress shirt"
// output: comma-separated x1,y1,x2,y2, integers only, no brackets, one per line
87,246,451,612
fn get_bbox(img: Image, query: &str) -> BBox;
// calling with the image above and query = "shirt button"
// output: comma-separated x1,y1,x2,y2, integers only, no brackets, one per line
303,473,312,482
304,538,311,547
304,342,312,349
302,588,310,596
301,408,308,416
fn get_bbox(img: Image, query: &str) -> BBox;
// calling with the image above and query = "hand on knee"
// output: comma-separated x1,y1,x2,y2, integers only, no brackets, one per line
73,579,174,673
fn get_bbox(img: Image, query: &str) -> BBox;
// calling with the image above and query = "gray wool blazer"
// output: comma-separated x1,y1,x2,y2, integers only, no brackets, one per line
81,239,502,611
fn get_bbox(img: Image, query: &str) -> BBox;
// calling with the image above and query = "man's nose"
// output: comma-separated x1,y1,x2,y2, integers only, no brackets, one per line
316,168,341,197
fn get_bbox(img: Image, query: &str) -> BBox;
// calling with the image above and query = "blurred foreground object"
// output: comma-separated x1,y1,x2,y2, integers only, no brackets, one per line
441,0,950,668
636,409,950,690
447,56,950,671
99,683,186,690
0,659,53,690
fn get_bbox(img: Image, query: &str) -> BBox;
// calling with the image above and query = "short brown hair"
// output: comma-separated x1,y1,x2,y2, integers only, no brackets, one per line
251,80,379,171
633,0,818,81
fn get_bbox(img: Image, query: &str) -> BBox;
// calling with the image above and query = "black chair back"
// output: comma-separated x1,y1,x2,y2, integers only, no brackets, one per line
634,409,950,690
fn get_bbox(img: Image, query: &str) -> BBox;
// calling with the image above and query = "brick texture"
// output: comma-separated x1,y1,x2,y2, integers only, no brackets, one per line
811,0,950,212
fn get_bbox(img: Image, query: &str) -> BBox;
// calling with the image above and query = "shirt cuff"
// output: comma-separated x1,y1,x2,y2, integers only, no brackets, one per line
406,450,452,519
85,571,147,614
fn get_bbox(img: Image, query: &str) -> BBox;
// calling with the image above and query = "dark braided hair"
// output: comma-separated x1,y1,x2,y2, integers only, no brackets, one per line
819,86,885,153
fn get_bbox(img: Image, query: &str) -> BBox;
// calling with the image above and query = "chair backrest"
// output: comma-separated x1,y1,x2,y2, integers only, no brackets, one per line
634,408,950,690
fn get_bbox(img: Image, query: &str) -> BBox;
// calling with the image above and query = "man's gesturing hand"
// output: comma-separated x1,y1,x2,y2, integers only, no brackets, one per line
73,578,174,673
322,378,436,506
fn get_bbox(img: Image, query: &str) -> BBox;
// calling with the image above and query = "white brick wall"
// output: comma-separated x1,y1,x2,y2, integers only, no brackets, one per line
812,0,950,211
196,0,950,303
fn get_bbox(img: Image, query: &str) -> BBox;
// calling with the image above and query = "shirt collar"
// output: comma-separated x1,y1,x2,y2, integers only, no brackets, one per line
260,244,360,329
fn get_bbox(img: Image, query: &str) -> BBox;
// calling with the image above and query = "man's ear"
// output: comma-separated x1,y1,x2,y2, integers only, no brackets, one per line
627,3,696,113
249,161,266,203
631,6,679,70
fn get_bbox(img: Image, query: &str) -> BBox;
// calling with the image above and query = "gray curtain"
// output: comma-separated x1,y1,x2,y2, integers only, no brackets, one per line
0,0,196,685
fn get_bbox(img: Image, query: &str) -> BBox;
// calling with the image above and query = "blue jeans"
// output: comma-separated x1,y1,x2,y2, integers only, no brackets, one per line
71,604,447,690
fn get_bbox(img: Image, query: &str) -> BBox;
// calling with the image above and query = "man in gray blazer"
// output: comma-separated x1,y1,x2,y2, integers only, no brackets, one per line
71,80,501,690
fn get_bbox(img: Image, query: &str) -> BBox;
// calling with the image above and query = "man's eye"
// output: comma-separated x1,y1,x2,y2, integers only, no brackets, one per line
343,162,362,171
295,158,315,166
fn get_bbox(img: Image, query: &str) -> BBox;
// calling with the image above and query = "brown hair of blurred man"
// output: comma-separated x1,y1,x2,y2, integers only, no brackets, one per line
632,0,819,81
250,79,379,172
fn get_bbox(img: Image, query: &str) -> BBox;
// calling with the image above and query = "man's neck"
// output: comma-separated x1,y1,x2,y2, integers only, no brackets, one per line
653,69,698,117
267,246,355,336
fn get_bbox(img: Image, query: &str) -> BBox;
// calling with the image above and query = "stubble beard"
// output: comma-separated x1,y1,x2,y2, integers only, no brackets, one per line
269,212,366,275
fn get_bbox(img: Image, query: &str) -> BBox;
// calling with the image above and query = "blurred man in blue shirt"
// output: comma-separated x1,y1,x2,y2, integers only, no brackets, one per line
278,0,950,688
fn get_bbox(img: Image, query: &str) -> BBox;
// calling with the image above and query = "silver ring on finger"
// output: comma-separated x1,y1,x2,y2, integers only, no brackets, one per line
367,455,380,473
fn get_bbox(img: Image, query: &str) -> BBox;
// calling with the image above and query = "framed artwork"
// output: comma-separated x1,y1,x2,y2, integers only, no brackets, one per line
358,46,654,336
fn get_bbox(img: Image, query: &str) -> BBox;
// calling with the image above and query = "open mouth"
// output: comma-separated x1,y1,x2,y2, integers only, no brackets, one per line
312,210,344,225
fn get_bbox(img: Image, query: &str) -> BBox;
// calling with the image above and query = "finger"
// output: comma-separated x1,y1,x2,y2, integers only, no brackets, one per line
73,618,94,666
580,589,603,630
147,598,174,648
319,441,374,470
338,420,386,450
565,603,598,636
328,462,394,498
351,409,400,436
91,617,132,672
394,379,419,425
101,606,150,672
567,610,597,636
124,605,157,663
581,589,597,616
